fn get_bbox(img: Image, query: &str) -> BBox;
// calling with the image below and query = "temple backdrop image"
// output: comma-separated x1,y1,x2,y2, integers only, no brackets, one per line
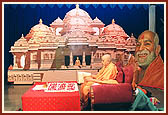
4,3,164,84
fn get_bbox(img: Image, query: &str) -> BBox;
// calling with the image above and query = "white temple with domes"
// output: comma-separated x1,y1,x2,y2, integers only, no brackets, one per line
8,4,136,84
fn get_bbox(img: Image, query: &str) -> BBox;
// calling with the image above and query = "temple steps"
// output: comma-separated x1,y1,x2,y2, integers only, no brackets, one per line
14,81,33,84
33,73,43,83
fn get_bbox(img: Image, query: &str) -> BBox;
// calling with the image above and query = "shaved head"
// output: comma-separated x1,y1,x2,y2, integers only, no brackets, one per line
101,54,112,67
102,54,112,62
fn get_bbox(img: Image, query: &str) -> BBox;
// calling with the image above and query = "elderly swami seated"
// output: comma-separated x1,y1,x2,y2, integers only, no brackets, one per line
80,54,118,109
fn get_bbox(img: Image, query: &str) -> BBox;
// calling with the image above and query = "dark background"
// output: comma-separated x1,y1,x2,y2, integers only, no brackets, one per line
3,4,164,83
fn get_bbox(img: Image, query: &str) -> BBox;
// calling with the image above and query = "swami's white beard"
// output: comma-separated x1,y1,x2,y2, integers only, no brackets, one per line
135,49,156,68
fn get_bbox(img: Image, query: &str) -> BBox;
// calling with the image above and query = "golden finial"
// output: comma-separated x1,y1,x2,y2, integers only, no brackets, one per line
112,19,115,24
39,19,43,24
76,4,79,9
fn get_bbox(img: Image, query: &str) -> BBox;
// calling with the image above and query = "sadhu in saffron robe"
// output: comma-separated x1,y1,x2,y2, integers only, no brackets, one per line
80,62,118,106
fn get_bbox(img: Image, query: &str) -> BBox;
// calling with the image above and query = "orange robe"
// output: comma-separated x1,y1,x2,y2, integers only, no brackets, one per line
75,59,81,66
80,62,118,106
137,55,164,89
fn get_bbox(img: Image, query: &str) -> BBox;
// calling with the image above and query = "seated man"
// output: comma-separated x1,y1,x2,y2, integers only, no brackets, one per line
132,30,164,91
130,30,164,110
75,57,81,68
80,54,118,109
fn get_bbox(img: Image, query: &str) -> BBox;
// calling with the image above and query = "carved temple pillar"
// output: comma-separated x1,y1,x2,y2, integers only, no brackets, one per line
91,51,94,66
40,51,44,69
82,51,86,66
69,51,73,66
13,55,18,69
20,54,25,69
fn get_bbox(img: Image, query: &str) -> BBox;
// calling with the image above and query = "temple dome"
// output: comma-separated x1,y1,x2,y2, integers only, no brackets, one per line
64,4,91,19
61,4,94,35
31,19,50,32
50,17,64,27
91,17,104,26
25,19,53,41
102,19,129,38
10,34,29,52
126,33,137,46
14,34,28,47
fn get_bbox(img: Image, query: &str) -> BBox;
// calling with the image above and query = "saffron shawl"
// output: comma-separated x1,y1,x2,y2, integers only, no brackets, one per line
96,62,118,81
138,55,164,89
